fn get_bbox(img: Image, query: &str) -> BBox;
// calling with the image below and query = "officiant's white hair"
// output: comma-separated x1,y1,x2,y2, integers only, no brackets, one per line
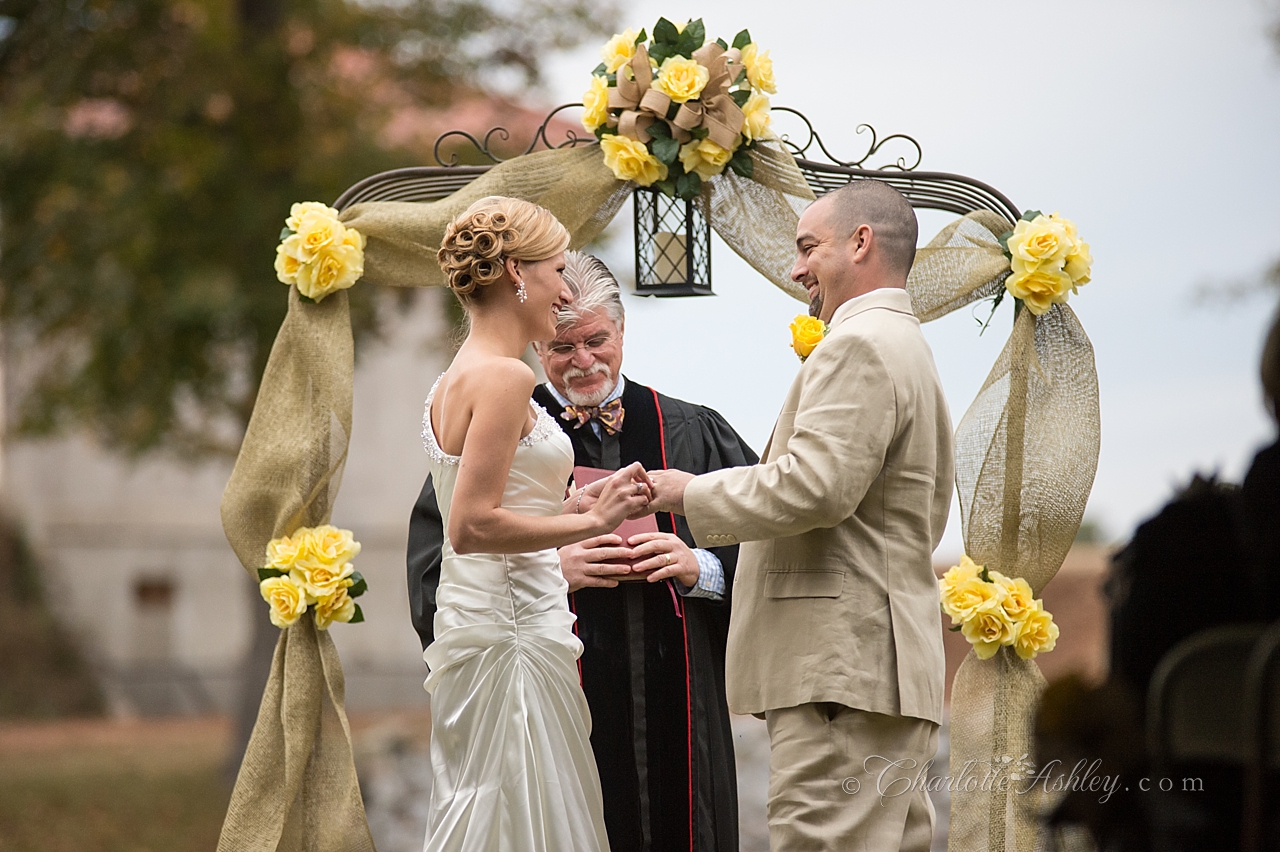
556,251,625,330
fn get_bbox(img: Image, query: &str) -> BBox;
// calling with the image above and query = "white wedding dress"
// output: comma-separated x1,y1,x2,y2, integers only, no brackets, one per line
420,377,610,852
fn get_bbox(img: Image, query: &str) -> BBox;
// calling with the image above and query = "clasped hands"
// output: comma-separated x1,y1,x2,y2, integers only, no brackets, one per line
564,464,697,592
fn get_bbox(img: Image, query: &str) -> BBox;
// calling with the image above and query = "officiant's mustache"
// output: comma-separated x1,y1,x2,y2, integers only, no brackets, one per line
561,362,615,405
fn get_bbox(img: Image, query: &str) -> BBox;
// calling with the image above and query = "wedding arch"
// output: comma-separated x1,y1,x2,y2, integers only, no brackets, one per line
218,96,1099,852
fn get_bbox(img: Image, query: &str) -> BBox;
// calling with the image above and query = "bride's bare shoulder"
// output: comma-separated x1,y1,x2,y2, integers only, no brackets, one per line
446,355,536,407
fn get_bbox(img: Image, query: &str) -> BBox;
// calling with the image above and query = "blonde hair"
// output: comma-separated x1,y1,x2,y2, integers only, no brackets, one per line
437,196,570,304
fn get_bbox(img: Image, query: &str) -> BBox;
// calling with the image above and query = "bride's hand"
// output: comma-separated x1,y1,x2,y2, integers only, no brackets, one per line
585,462,653,529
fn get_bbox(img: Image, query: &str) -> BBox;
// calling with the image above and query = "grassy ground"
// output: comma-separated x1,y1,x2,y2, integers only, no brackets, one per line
0,717,230,852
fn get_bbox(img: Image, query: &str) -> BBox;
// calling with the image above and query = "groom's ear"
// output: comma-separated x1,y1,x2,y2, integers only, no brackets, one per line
849,224,874,263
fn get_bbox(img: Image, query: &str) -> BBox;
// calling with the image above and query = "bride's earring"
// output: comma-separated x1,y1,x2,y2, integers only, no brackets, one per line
515,280,528,303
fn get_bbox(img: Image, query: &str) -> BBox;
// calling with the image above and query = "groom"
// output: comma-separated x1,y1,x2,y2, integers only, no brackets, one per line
408,251,756,852
650,181,954,851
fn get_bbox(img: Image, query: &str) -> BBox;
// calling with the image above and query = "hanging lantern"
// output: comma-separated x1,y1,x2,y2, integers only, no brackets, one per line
632,189,713,297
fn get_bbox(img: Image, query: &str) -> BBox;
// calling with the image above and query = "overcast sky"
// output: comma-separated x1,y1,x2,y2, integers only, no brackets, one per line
527,0,1280,557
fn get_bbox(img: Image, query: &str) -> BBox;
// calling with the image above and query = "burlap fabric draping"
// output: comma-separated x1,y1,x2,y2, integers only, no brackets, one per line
906,212,1101,852
218,140,813,850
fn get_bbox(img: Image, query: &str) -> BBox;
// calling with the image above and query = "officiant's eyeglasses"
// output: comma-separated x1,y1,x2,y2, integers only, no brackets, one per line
545,334,615,360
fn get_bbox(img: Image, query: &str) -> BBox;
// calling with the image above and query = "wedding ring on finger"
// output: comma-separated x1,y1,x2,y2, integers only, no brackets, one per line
663,552,672,566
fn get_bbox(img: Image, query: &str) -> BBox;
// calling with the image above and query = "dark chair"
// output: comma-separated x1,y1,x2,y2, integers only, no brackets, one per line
1242,619,1280,852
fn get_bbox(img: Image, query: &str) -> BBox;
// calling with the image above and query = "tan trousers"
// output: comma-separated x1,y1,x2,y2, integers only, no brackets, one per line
765,703,939,852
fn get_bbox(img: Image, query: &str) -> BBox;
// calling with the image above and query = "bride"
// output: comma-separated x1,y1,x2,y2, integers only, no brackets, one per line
422,196,651,851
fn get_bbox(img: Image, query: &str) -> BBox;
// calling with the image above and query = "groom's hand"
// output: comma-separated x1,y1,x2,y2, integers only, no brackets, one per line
626,532,699,588
649,469,694,515
558,534,634,592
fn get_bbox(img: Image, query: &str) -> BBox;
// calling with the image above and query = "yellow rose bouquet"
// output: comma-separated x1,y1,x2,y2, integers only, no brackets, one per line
788,314,827,362
939,555,1058,660
585,18,775,200
995,210,1092,317
274,202,366,303
258,524,368,630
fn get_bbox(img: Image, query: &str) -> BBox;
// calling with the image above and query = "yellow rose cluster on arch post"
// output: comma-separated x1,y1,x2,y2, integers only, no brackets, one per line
998,211,1092,316
582,17,776,200
258,524,369,630
938,555,1059,660
275,202,366,302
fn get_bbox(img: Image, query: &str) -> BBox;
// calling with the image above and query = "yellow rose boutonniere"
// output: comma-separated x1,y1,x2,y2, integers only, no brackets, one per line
275,202,365,303
258,524,367,628
997,210,1091,317
789,315,828,362
938,556,1058,660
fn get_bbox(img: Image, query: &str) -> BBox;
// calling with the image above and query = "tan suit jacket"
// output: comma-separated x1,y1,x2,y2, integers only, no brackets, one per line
684,288,953,723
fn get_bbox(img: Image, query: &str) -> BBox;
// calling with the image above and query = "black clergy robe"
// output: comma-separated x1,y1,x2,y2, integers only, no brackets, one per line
407,375,757,852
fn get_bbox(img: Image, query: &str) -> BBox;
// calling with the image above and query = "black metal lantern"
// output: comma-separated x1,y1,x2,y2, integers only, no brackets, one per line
632,189,713,297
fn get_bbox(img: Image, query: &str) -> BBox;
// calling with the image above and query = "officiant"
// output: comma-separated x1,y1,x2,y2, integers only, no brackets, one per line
407,250,756,852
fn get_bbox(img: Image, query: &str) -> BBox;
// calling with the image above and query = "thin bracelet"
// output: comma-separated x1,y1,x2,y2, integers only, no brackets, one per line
574,489,585,514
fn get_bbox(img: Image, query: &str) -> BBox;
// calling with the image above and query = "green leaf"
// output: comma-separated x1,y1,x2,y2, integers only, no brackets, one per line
949,624,963,633
681,18,706,51
593,62,607,76
675,170,702,200
652,136,680,165
715,37,728,50
732,29,752,50
979,566,992,583
297,292,317,304
605,72,617,85
648,44,672,66
634,28,647,45
1021,209,1043,222
730,88,751,108
690,126,709,140
593,126,608,141
728,149,754,179
733,68,748,88
977,290,1005,336
653,17,679,45
279,227,293,241
646,121,671,138
348,571,368,598
656,179,676,198
257,567,286,583
349,604,365,624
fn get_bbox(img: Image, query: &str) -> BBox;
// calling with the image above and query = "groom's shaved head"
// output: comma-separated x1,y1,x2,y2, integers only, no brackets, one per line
823,180,918,279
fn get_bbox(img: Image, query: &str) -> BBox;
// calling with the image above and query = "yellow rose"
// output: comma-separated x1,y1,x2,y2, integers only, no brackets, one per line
599,28,638,74
943,575,1008,623
301,524,362,567
260,575,308,629
994,573,1036,623
789,315,827,360
286,201,339,233
1007,215,1072,272
293,208,345,261
274,234,305,285
654,56,710,104
264,531,306,572
678,137,734,180
1006,265,1073,316
1013,601,1059,660
741,92,772,143
295,228,365,301
961,609,1017,660
600,134,668,186
938,555,984,612
581,75,611,133
313,587,358,630
740,43,777,94
291,560,354,603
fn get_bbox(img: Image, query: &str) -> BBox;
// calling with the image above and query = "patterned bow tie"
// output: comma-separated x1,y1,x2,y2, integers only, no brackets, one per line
560,398,625,435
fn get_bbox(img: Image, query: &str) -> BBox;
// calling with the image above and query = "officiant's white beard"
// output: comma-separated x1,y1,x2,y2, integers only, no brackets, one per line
560,362,616,407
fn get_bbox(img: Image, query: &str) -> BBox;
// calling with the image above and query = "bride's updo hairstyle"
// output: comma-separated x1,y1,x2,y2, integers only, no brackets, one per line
437,196,570,305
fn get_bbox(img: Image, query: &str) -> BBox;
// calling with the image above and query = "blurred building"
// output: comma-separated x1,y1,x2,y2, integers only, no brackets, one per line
4,288,454,717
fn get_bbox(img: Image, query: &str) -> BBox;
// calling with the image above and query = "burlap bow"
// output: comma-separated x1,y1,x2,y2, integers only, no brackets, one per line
608,43,745,150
